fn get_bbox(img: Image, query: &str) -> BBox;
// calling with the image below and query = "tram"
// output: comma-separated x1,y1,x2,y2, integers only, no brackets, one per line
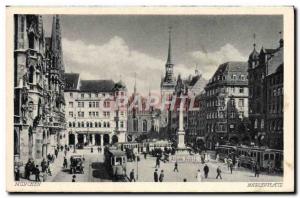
215,145,237,161
216,145,283,172
104,147,127,179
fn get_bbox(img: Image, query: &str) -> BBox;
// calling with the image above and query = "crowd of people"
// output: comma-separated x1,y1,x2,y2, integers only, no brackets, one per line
14,144,70,182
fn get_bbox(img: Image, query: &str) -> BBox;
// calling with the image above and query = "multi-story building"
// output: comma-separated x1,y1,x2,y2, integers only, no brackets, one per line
202,61,249,149
248,38,283,149
64,73,127,147
14,15,66,168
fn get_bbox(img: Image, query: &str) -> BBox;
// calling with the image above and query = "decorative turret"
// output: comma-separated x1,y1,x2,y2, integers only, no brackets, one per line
248,33,259,68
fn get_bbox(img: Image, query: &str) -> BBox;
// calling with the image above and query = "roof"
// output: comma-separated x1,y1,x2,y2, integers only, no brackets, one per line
80,80,115,92
267,46,283,75
214,61,248,76
64,73,80,91
108,149,126,157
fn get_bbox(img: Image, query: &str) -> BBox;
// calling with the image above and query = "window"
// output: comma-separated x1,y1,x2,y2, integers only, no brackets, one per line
95,93,98,97
107,122,110,128
96,102,99,107
86,122,89,127
95,122,98,127
69,102,73,108
69,122,72,127
89,102,92,108
230,98,235,106
81,122,84,128
96,112,99,117
241,75,245,80
104,100,110,108
89,112,91,117
98,122,101,127
133,119,138,131
238,99,244,107
72,122,76,127
77,122,80,127
70,93,73,98
143,120,147,132
90,122,93,128
120,121,124,128
69,112,73,117
232,75,236,80
239,88,244,93
103,122,107,128
88,93,91,98
81,93,84,98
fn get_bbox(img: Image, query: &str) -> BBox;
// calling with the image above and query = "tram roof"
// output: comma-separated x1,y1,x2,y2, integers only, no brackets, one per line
108,149,126,157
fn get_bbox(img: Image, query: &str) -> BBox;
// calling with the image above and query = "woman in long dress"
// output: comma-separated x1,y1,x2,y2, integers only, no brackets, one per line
196,169,202,182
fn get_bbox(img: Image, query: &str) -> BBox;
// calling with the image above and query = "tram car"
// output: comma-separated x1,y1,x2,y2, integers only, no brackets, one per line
104,147,127,178
217,145,283,172
215,145,237,161
148,140,172,152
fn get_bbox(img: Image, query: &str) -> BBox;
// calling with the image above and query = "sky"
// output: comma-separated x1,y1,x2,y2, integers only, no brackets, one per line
43,15,283,94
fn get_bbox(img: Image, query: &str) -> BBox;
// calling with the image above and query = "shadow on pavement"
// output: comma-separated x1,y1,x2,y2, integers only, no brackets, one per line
91,162,111,180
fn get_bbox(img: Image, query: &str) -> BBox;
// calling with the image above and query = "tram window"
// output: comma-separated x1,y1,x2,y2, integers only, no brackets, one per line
264,154,269,160
270,154,274,160
275,153,279,160
115,157,122,165
253,152,256,157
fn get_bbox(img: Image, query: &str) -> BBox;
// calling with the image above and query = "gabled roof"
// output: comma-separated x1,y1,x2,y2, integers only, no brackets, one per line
80,80,115,92
64,73,80,91
267,46,283,76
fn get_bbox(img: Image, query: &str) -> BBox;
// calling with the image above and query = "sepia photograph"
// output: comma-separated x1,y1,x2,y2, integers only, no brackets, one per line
6,6,294,192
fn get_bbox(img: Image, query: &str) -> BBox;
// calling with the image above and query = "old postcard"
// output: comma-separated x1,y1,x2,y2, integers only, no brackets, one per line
6,6,294,192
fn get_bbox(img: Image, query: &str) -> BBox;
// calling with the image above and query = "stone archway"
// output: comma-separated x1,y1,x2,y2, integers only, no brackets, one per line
95,134,101,145
111,135,118,144
78,134,84,144
103,134,110,145
69,133,75,145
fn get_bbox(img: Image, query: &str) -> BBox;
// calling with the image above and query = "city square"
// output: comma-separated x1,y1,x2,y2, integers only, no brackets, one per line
13,13,284,183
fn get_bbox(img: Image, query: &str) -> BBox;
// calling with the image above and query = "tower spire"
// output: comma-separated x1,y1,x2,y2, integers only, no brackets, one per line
253,33,256,49
133,72,137,95
166,26,173,65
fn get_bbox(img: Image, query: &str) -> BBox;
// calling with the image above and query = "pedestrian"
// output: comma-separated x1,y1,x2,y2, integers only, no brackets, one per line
155,157,160,168
64,149,67,157
97,147,100,153
60,145,64,151
203,164,209,179
72,175,76,182
229,162,234,174
34,165,41,182
216,166,222,179
255,164,260,177
154,169,158,182
144,152,147,159
130,169,136,182
183,178,187,182
14,166,20,181
159,170,164,182
41,158,47,172
63,157,68,169
25,159,31,180
173,161,178,172
47,162,52,176
196,169,202,182
55,149,58,158
91,147,93,153
227,158,231,171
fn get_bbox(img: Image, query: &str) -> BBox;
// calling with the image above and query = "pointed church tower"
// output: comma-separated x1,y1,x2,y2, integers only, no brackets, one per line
160,27,176,99
51,15,64,72
164,26,175,82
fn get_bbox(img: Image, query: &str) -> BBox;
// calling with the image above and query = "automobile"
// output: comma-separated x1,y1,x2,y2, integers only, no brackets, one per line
76,143,84,149
70,155,84,174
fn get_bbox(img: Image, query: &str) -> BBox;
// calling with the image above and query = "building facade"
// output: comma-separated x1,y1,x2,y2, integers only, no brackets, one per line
201,62,249,149
14,15,66,168
248,38,283,149
64,73,127,147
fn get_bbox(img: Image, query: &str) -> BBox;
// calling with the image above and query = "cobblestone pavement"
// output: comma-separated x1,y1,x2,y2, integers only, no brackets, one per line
27,149,283,182
126,155,283,182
